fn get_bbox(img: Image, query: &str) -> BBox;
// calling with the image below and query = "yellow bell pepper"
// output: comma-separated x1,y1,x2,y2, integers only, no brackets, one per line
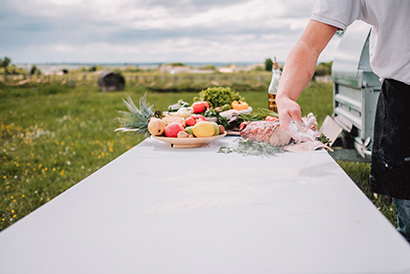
231,100,249,110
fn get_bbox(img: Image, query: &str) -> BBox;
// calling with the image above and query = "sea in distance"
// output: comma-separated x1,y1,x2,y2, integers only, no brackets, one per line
16,62,267,75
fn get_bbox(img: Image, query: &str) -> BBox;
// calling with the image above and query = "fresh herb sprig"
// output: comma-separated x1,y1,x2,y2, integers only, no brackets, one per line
318,133,331,146
218,138,283,157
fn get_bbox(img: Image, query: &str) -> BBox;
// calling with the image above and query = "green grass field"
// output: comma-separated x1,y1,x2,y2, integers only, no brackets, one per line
0,81,396,231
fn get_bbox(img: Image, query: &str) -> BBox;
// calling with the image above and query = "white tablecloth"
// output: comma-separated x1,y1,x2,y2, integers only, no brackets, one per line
1,136,410,274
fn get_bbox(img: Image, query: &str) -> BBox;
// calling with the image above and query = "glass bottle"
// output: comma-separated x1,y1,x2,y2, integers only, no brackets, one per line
268,57,281,113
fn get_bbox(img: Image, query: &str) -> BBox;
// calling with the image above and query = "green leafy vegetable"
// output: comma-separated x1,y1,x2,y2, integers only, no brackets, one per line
204,108,229,128
194,87,243,109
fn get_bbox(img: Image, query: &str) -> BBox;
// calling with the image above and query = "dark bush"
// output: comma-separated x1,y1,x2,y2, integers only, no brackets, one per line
97,70,125,91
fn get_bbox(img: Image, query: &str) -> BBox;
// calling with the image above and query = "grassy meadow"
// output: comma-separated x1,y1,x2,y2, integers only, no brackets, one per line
0,79,396,231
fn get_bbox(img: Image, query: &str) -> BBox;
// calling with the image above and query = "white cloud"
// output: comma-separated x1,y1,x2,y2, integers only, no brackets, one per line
0,0,339,64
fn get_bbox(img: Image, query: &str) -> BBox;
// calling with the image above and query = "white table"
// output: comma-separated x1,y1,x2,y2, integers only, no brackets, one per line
1,136,410,274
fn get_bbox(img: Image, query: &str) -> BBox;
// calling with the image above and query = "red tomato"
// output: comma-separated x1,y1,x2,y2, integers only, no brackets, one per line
192,101,209,113
265,116,278,121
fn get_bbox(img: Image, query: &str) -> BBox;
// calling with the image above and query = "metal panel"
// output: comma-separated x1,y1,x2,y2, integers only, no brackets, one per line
332,20,382,157
332,21,373,88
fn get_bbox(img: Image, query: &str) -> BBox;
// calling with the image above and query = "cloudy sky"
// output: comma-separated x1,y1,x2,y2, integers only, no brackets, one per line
0,0,341,65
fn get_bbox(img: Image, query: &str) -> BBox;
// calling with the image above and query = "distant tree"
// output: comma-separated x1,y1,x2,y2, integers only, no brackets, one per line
264,58,273,71
30,65,38,75
199,65,216,70
167,62,186,67
0,56,11,82
8,65,21,75
314,61,333,76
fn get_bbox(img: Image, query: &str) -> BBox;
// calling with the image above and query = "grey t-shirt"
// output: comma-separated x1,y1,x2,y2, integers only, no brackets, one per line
311,0,410,85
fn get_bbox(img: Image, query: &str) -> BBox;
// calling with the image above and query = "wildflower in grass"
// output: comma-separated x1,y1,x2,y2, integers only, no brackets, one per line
11,209,14,213
22,195,25,198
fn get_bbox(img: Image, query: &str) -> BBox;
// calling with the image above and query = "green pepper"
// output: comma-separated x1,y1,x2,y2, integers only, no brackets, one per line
167,99,190,112
168,104,181,112
177,99,190,107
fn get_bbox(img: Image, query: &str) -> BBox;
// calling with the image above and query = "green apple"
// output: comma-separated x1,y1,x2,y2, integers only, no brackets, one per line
211,122,220,136
184,126,195,136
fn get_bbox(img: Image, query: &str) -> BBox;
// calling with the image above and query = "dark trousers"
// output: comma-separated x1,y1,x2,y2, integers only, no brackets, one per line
370,79,410,199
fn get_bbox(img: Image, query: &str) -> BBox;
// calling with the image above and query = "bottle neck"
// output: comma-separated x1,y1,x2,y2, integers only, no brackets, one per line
272,62,280,74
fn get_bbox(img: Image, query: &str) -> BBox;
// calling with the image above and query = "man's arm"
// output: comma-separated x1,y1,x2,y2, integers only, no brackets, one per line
276,20,338,138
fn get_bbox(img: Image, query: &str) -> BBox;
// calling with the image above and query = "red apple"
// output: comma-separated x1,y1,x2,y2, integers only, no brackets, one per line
164,122,185,137
185,114,207,126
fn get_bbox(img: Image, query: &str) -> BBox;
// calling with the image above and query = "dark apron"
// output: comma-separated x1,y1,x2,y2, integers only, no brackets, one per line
370,79,410,199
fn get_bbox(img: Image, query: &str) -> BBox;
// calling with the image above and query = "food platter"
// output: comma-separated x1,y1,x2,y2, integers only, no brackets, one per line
152,132,227,148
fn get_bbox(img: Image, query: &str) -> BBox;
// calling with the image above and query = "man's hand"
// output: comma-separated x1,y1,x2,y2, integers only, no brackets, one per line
277,97,304,140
